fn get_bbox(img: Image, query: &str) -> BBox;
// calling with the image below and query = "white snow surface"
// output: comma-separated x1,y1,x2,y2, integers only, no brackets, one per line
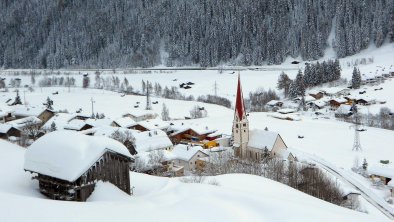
0,140,385,222
24,131,132,182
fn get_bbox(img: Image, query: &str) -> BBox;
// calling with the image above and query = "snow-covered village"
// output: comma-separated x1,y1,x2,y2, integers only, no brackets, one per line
0,1,394,222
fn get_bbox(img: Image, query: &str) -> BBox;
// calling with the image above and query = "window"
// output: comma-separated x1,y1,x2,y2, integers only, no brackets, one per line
236,124,239,128
243,123,246,127
236,130,238,133
244,130,246,132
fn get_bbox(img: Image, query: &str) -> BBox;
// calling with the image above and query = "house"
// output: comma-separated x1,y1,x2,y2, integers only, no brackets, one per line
63,119,93,131
167,122,217,146
266,100,283,108
232,75,294,161
322,88,350,97
307,100,326,110
131,118,169,132
122,109,158,122
170,144,209,171
309,91,324,99
335,104,353,118
24,131,133,201
111,116,136,129
132,129,173,153
0,108,15,123
7,116,42,130
13,106,55,125
329,98,348,109
368,164,394,185
0,124,21,139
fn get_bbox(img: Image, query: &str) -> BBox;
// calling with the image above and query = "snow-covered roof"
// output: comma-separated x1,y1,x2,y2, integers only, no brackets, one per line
64,119,92,131
171,144,207,161
133,129,173,152
313,100,326,107
368,164,394,178
24,131,132,182
322,87,347,95
85,118,113,127
85,126,140,138
168,122,217,136
277,108,296,114
134,118,169,131
266,100,282,106
112,117,136,128
329,97,348,103
304,96,316,102
123,109,158,118
42,113,77,130
248,129,279,151
388,180,394,188
335,104,352,114
7,116,42,129
0,124,17,133
13,105,51,117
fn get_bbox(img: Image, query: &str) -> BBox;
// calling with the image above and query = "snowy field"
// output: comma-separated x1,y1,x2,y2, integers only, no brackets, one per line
0,140,388,222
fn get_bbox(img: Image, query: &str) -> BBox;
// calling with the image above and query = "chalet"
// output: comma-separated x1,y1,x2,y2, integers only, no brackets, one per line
7,116,42,130
335,104,353,118
24,131,133,201
266,100,283,108
307,100,326,110
132,129,173,153
170,144,209,171
368,164,394,185
122,109,158,122
130,118,169,132
0,124,21,139
63,119,93,131
167,123,217,146
111,117,136,129
329,98,348,108
309,91,324,100
0,108,15,123
13,106,55,125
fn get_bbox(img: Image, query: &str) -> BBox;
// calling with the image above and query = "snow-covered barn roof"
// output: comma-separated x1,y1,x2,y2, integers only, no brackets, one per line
335,104,352,114
368,164,394,178
247,129,280,151
112,116,136,128
133,129,173,153
63,119,92,131
24,131,132,182
0,124,18,133
134,118,169,131
168,122,217,136
7,116,42,129
85,118,113,128
42,113,77,130
171,144,207,161
13,105,52,117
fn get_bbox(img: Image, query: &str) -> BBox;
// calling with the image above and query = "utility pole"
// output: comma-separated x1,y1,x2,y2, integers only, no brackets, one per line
91,97,95,119
146,81,152,110
214,81,218,97
352,102,362,151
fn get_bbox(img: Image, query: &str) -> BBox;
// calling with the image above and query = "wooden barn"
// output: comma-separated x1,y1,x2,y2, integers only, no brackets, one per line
0,124,21,139
24,131,133,201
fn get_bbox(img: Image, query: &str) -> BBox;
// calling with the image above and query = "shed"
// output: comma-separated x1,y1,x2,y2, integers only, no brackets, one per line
0,124,21,139
24,131,133,201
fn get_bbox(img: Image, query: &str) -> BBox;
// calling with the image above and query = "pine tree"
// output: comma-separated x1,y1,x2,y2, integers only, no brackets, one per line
50,121,57,132
294,70,305,97
161,103,170,121
45,97,53,110
288,82,297,99
12,90,22,105
351,67,361,89
362,158,368,170
277,72,292,97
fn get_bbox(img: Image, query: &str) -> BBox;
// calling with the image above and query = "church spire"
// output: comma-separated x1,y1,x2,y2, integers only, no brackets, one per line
235,74,246,121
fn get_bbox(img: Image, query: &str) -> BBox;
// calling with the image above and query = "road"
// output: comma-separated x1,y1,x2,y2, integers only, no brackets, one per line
299,151,394,220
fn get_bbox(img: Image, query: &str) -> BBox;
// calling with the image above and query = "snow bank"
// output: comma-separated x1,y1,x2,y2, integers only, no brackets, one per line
24,131,132,182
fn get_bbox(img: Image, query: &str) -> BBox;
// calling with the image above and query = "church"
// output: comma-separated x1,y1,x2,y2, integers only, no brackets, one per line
232,75,295,161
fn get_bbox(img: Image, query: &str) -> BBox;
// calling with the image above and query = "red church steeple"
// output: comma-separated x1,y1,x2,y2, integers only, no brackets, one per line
234,74,246,121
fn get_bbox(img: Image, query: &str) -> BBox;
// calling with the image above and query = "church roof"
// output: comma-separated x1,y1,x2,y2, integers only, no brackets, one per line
248,129,279,151
235,74,246,120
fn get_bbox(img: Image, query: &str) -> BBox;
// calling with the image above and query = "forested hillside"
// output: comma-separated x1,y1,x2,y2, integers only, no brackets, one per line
0,0,392,68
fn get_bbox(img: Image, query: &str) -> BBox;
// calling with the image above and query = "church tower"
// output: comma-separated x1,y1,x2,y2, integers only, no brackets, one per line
232,74,249,159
